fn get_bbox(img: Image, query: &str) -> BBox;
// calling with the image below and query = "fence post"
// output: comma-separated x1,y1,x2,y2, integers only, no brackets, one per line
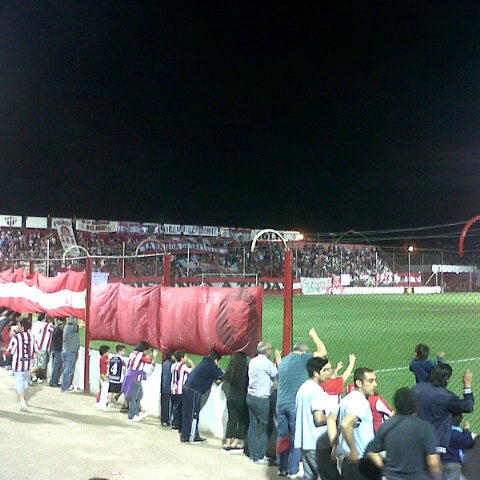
283,249,293,355
84,256,93,393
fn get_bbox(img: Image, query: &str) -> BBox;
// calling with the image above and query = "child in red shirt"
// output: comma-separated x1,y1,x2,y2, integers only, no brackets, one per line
95,345,110,410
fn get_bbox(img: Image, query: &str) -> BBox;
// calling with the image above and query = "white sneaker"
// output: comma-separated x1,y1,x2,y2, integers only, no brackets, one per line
138,411,149,419
128,415,142,422
19,400,28,412
288,461,304,479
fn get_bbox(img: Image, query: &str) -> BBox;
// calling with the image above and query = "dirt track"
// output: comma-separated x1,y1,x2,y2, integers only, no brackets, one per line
0,369,279,480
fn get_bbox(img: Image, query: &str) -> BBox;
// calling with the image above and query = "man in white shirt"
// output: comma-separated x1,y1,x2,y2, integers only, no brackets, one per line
295,355,340,480
246,340,281,464
335,367,377,480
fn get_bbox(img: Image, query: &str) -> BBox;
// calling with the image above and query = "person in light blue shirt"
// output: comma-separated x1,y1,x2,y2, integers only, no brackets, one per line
246,340,281,464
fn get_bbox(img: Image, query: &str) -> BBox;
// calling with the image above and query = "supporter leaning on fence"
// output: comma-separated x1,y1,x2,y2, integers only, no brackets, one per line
181,350,224,444
413,363,474,455
276,327,327,478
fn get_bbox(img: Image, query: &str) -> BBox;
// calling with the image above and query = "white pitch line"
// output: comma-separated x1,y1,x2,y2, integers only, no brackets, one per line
376,357,480,374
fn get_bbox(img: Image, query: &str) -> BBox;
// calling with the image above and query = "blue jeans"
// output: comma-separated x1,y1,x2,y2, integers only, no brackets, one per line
128,381,143,419
61,350,78,391
276,402,301,474
49,350,63,386
246,393,271,461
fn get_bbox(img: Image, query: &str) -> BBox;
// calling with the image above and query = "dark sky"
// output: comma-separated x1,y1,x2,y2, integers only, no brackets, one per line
1,1,480,234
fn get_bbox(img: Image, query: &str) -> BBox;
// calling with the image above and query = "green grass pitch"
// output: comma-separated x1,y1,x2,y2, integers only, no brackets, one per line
262,293,480,429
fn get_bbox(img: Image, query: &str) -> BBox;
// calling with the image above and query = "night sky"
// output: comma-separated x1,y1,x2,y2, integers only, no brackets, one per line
1,1,480,234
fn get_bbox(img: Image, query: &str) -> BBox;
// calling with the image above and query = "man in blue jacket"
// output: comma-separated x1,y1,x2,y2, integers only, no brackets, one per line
413,363,474,455
181,350,224,443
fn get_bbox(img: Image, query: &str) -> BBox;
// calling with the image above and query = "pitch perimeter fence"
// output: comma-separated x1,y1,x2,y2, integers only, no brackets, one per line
5,238,480,428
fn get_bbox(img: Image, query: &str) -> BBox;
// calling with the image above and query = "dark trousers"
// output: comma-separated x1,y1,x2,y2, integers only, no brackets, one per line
225,394,248,440
161,392,172,424
317,448,341,480
49,350,63,386
181,387,202,441
171,393,183,428
341,457,370,480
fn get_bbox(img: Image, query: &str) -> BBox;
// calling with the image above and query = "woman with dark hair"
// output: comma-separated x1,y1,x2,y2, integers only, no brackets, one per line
223,352,249,452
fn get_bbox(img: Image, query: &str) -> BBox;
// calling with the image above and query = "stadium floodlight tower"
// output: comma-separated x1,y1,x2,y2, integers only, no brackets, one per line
407,245,414,288
251,228,293,355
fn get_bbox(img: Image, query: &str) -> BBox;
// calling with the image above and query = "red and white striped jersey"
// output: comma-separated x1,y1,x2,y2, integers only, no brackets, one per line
127,350,151,371
170,362,193,395
35,322,55,351
8,331,37,372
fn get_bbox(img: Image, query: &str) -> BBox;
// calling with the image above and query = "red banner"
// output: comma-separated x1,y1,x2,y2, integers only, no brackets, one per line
89,284,263,356
0,268,86,318
0,269,263,355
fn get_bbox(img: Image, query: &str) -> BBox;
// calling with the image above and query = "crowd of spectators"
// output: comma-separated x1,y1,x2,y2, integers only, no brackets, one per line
0,227,412,287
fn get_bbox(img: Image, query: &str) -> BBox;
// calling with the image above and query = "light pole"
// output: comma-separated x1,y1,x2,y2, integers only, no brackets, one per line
407,245,414,288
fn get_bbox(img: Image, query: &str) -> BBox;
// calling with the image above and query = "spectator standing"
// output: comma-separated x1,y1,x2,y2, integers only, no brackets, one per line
462,435,480,480
6,318,37,411
107,344,127,406
409,343,445,384
4,311,21,369
0,309,11,366
122,341,157,422
30,313,55,383
181,350,224,444
160,349,175,426
444,413,475,480
295,356,340,480
48,319,65,387
223,352,249,453
368,391,394,432
276,327,327,478
171,350,195,430
61,316,85,392
95,345,110,410
365,387,442,480
246,340,281,464
413,363,474,455
335,367,377,480
321,353,357,406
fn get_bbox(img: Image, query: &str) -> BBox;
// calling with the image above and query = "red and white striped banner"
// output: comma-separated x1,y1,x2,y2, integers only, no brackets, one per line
0,268,86,319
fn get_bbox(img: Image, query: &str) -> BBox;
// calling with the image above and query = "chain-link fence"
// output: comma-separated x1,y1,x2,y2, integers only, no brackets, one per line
3,230,479,428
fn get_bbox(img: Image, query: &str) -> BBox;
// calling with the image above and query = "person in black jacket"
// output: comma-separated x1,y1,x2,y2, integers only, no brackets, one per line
48,319,65,387
222,352,249,452
413,363,474,454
